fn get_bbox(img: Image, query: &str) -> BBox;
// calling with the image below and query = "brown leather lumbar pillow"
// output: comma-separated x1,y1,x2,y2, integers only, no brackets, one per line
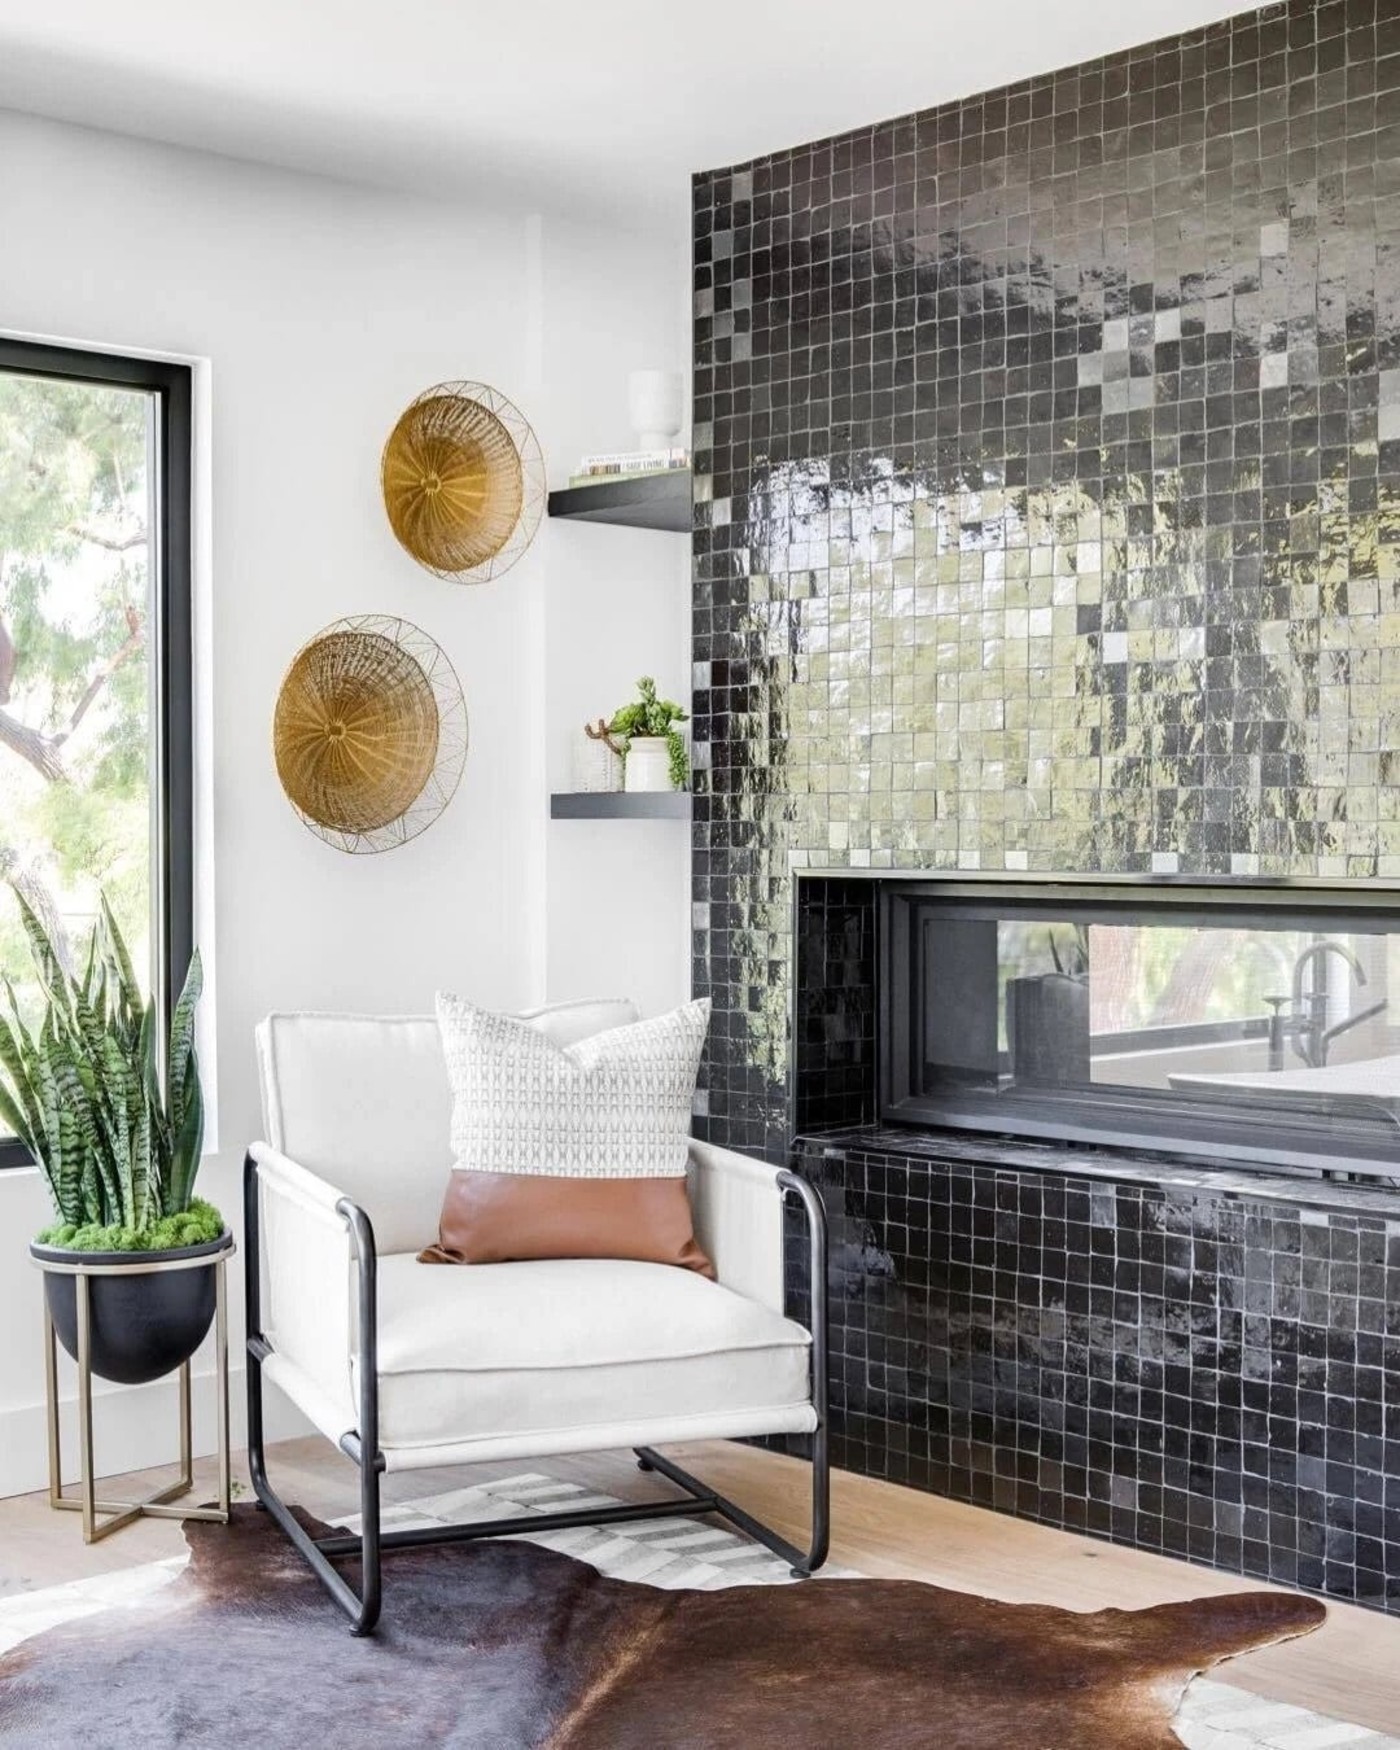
419,1169,714,1277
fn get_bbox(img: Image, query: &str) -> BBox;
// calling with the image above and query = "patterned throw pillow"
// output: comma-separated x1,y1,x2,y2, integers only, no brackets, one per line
422,996,713,1273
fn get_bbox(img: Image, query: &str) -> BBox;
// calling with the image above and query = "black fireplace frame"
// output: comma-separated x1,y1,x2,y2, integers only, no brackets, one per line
860,874,1400,1181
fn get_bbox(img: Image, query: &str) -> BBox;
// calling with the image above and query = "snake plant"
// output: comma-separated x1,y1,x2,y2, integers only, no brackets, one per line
0,889,218,1249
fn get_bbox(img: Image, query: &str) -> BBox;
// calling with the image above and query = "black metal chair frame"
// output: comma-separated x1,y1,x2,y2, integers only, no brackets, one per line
244,1152,830,1635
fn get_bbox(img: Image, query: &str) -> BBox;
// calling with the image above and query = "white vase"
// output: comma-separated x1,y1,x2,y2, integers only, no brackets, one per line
571,731,622,793
624,737,672,793
627,369,683,453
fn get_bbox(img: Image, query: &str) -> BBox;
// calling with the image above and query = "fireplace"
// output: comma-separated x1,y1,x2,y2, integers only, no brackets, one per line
879,880,1400,1180
792,874,1400,1181
693,0,1400,1609
786,872,1400,1610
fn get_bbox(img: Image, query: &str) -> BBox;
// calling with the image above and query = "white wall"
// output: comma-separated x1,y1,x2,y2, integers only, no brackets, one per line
534,220,692,1018
0,110,690,1493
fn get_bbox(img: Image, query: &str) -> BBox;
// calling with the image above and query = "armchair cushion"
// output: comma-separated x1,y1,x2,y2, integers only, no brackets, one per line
360,1254,813,1456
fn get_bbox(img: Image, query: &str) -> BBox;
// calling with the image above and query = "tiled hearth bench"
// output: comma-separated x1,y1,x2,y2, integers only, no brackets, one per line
787,1128,1400,1614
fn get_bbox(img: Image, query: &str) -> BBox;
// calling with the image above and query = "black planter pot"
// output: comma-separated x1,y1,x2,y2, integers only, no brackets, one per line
31,1231,232,1387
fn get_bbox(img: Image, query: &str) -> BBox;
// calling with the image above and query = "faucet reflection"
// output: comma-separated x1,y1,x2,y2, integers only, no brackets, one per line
1264,940,1387,1071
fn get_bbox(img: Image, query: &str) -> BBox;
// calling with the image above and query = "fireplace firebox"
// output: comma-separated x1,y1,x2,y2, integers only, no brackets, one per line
877,880,1400,1180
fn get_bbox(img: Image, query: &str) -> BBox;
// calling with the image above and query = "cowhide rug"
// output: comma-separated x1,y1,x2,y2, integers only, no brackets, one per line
0,1504,1324,1749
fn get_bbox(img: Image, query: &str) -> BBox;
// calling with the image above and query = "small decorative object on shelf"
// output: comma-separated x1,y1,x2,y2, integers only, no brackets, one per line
0,889,233,1543
568,447,689,489
572,718,624,792
561,367,688,491
628,368,684,452
607,675,689,793
623,736,672,793
381,381,544,583
273,614,468,854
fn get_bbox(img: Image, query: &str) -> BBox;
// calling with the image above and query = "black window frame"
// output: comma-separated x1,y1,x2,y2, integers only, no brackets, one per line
880,878,1400,1181
0,338,193,1172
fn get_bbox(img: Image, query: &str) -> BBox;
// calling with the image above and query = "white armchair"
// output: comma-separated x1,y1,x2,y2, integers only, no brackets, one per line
245,1001,829,1634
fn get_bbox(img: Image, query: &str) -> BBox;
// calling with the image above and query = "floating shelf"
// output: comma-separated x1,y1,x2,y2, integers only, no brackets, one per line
547,471,691,533
550,791,691,820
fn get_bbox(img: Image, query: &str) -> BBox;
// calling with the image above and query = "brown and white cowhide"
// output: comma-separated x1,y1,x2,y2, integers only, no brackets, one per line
0,1506,1324,1748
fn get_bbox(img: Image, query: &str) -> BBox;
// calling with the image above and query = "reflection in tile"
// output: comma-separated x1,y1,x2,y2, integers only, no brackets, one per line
692,3,1400,1150
791,1131,1400,1613
693,0,1400,1614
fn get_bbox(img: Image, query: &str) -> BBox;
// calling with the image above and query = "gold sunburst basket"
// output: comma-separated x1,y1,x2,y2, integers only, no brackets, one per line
273,615,468,854
381,381,544,583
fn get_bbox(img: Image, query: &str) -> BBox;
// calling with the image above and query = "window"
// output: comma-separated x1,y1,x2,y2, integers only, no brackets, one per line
881,881,1400,1180
0,340,192,1169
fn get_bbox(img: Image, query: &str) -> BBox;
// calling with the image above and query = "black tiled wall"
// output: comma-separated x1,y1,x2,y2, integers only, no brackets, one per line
795,1136,1400,1611
792,876,878,1134
693,0,1400,1611
692,0,1400,1160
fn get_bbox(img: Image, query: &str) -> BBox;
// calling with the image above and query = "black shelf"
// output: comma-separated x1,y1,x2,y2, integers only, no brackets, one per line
547,471,691,533
550,791,691,820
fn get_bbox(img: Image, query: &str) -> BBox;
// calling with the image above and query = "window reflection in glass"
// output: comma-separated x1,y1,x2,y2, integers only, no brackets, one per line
888,888,1400,1176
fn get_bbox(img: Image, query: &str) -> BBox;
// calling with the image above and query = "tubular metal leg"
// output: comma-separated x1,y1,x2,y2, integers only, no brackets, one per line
246,1409,382,1633
76,1271,98,1543
245,1150,383,1633
632,1162,832,1577
177,1357,193,1489
632,1438,830,1578
215,1258,231,1517
43,1305,61,1511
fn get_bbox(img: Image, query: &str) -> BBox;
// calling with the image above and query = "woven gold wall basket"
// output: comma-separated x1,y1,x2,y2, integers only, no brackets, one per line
273,615,468,854
381,381,544,583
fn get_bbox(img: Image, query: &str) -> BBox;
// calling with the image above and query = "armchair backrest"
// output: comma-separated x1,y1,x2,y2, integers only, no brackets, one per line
255,999,639,1254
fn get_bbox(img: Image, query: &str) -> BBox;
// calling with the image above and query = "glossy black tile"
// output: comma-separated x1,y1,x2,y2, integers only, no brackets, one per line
694,0,1400,1616
790,1133,1400,1612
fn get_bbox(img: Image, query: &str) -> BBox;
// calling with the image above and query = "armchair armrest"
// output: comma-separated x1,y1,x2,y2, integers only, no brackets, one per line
687,1140,826,1324
686,1142,828,1480
244,1144,375,1450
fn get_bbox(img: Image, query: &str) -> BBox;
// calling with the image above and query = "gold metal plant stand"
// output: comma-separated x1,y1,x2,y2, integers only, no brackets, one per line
38,1245,234,1544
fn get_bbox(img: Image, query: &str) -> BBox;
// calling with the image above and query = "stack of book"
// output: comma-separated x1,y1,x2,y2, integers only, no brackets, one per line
568,447,689,488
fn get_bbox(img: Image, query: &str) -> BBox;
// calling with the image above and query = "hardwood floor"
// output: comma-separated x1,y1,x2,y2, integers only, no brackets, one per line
2,1437,1397,1735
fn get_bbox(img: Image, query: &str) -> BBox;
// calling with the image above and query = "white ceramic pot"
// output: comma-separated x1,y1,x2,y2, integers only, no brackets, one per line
628,369,683,452
624,737,672,793
572,731,622,793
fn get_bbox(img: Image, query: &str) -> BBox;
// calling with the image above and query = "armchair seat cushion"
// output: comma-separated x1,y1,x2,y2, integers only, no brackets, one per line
359,1254,813,1454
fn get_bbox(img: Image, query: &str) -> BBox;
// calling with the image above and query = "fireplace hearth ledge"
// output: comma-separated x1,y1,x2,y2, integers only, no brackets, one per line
793,1124,1400,1222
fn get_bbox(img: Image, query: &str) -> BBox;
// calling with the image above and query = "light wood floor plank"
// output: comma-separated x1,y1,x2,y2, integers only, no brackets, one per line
1,1437,1395,1733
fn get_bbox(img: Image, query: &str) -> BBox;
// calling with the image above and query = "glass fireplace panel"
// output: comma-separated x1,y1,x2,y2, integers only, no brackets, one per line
881,884,1400,1178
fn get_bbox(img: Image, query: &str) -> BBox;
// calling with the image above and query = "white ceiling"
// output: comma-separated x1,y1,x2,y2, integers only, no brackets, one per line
0,0,1252,234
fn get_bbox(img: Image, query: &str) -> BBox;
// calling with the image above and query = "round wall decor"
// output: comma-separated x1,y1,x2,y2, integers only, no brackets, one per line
273,615,468,853
381,381,544,583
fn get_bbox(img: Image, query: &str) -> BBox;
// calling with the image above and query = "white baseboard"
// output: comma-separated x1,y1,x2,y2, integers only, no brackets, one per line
0,1367,312,1499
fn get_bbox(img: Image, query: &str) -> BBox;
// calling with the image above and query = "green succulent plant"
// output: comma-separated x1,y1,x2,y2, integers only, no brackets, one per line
608,676,690,790
0,888,219,1250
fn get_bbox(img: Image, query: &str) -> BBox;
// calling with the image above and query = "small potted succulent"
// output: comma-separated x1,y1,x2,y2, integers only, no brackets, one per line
608,675,689,793
0,890,226,1385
